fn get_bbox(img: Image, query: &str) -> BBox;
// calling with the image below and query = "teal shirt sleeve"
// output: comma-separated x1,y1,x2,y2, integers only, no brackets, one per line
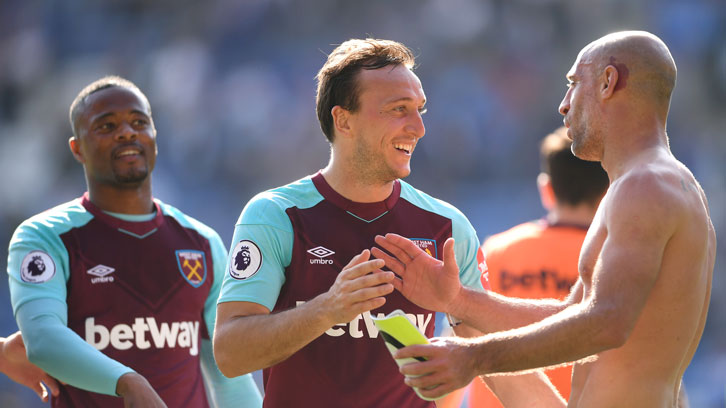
217,194,293,311
452,214,485,291
17,298,134,395
7,209,133,395
198,226,262,407
7,215,74,314
200,339,262,407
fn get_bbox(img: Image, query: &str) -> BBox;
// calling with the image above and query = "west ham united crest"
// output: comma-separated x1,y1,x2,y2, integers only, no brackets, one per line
176,250,207,288
410,238,437,258
229,240,262,280
20,250,56,283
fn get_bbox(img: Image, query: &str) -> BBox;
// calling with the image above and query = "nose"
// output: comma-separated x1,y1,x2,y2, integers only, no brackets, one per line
558,93,570,117
407,111,426,140
114,121,137,141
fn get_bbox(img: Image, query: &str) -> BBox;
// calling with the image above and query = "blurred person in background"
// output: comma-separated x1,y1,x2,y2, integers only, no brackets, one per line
5,76,261,407
0,331,59,403
213,38,563,407
375,30,715,407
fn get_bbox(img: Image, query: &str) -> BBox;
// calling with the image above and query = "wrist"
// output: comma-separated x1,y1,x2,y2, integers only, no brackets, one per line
447,285,471,319
468,336,491,376
304,294,338,329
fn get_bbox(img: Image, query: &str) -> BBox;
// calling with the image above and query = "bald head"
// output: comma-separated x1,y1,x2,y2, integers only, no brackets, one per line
581,31,676,107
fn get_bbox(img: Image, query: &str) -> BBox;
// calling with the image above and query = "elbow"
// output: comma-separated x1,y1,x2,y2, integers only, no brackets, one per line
213,333,252,378
588,304,633,351
23,328,54,368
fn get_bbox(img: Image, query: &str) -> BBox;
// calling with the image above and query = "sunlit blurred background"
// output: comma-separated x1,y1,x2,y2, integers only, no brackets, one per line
1,0,724,406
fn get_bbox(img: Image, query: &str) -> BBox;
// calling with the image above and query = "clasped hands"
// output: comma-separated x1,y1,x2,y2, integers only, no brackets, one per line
370,233,480,399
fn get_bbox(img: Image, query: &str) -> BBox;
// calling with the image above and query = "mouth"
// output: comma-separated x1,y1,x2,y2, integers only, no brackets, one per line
393,142,414,155
113,146,144,160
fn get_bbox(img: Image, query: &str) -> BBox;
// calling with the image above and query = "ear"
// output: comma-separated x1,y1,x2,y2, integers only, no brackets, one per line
331,106,353,139
537,172,556,211
69,136,85,164
601,65,619,99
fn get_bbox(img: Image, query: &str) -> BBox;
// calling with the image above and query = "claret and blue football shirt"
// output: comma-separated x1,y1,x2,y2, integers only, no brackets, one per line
219,172,486,407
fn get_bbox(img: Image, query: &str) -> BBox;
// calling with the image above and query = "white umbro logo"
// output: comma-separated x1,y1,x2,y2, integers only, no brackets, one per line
307,246,335,258
87,265,115,277
87,265,115,284
307,246,335,265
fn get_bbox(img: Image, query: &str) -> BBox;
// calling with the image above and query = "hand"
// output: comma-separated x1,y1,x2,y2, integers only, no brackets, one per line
116,372,167,408
318,249,395,326
372,234,463,313
393,337,479,400
0,331,60,402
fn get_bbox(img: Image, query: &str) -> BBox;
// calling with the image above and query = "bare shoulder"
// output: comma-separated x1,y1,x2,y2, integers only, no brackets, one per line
605,157,701,233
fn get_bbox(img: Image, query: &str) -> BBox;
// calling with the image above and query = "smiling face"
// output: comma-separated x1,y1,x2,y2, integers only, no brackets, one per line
345,64,426,184
70,85,157,189
559,47,605,162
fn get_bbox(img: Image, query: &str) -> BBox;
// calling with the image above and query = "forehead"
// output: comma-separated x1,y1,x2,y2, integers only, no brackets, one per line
80,86,151,123
567,48,596,79
356,65,426,104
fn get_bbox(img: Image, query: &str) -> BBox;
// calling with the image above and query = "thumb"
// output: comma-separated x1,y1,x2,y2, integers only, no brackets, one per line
442,238,458,272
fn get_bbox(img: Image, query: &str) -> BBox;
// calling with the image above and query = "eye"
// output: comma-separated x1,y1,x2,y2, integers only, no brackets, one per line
132,118,149,127
96,122,116,132
393,106,406,113
418,107,427,115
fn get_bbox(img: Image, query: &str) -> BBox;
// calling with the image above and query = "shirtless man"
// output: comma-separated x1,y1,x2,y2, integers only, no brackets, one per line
372,31,715,407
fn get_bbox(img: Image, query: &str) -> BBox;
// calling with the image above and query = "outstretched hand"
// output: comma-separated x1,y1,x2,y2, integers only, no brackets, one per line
0,331,60,402
393,337,479,400
371,234,462,313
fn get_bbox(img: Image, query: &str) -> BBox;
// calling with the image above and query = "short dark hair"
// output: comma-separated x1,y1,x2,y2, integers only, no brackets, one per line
540,127,609,206
315,38,415,142
69,76,149,137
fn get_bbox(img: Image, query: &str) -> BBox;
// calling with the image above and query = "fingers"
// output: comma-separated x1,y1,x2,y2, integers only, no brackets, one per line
374,234,420,263
34,382,48,402
343,249,371,270
43,375,60,397
342,281,395,306
340,258,386,281
393,344,435,361
410,380,450,400
370,247,405,275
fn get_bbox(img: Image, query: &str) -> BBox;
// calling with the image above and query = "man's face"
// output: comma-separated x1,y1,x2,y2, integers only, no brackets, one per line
559,49,603,162
346,65,426,183
71,86,157,188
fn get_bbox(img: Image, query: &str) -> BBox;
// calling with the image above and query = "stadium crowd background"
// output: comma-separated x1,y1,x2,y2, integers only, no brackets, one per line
0,0,724,406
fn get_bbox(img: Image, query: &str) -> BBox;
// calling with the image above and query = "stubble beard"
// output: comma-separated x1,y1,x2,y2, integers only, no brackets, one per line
352,138,401,186
571,125,603,163
112,164,149,186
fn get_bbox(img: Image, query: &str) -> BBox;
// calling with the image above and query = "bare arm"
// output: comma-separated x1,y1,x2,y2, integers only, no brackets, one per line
214,250,394,377
0,331,59,402
395,175,675,398
456,324,566,408
372,234,579,332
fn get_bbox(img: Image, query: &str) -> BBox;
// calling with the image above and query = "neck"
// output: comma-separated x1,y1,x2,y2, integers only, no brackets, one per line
547,203,598,228
321,159,395,203
86,180,155,214
599,108,669,180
